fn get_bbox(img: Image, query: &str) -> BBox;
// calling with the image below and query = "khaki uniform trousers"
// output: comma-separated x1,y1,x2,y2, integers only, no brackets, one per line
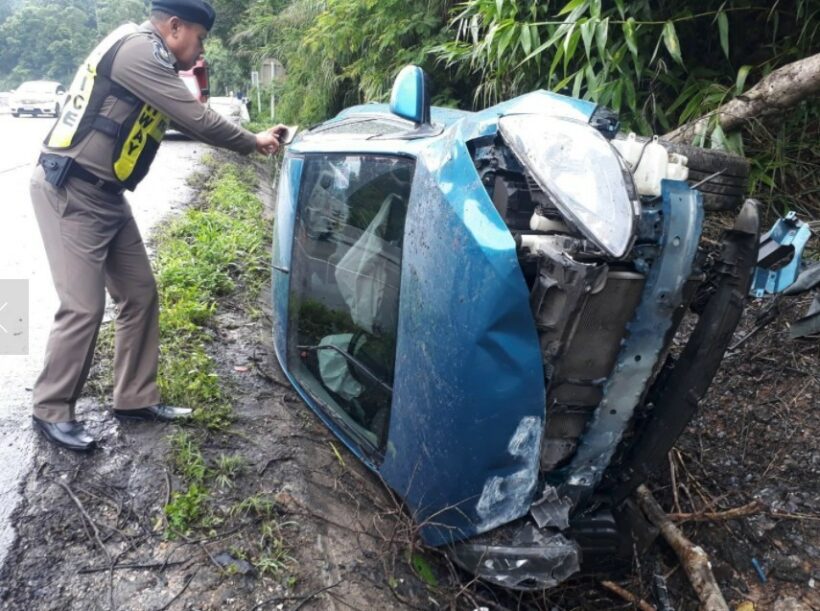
30,166,161,422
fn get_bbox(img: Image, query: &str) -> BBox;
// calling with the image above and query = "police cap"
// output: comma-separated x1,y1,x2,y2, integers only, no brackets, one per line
151,0,216,30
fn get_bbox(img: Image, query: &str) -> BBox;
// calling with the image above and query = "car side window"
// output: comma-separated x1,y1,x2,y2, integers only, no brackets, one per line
286,154,414,452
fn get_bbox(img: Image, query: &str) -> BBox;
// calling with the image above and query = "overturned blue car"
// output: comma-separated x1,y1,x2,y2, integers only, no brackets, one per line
270,66,760,589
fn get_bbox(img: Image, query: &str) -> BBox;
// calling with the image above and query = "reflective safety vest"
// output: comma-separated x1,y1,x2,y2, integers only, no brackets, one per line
45,23,170,191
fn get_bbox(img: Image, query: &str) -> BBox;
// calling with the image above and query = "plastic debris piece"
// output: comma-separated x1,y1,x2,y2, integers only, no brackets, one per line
751,557,767,583
789,295,820,339
750,212,812,297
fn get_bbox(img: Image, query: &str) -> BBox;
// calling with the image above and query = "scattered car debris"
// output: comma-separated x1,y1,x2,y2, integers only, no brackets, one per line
784,261,820,339
751,212,812,297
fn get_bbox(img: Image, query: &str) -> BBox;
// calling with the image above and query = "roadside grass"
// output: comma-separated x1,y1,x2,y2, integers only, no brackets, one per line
153,155,269,431
154,156,296,579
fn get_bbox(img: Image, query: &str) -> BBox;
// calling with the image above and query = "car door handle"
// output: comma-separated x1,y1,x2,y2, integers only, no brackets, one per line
273,265,290,274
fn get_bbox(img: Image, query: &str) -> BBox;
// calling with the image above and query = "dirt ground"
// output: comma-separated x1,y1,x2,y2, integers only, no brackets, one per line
1,165,818,610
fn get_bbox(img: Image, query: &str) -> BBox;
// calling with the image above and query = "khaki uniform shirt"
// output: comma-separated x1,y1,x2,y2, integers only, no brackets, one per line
43,21,256,182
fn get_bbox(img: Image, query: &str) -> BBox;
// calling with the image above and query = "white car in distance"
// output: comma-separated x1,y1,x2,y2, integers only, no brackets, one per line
10,80,66,118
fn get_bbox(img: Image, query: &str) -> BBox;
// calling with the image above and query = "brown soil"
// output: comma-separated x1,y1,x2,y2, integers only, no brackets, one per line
1,164,818,610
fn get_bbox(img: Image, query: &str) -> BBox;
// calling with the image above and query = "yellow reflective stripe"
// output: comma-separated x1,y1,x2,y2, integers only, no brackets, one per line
47,23,139,149
113,104,168,182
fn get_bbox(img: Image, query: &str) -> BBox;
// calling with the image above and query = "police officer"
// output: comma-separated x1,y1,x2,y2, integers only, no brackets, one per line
30,0,284,451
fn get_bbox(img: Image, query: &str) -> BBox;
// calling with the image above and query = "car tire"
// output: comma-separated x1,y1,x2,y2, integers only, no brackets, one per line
53,103,60,117
11,112,19,117
665,140,749,212
617,134,750,212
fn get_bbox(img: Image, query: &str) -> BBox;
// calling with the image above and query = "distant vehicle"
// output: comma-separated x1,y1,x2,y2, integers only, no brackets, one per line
168,58,210,138
179,58,209,104
208,96,249,126
10,80,66,117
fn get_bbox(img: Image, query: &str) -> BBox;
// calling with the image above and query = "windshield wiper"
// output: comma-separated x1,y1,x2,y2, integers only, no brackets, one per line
298,344,393,394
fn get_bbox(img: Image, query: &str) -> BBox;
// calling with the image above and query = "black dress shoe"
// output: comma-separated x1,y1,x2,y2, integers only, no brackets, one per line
113,404,192,422
32,417,96,452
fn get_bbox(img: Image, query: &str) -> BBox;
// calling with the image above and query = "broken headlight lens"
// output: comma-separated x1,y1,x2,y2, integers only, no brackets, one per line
498,115,638,258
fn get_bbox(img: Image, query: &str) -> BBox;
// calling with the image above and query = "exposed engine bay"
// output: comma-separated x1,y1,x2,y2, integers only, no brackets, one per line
452,129,759,589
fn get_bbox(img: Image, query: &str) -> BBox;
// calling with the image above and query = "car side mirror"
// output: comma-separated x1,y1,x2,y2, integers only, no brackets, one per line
389,65,430,125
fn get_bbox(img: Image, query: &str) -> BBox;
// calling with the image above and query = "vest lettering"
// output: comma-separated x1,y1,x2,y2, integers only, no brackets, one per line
63,110,79,127
138,112,154,129
72,95,85,110
128,135,142,154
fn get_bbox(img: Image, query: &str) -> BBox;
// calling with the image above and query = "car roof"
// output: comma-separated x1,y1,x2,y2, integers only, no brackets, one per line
288,90,598,157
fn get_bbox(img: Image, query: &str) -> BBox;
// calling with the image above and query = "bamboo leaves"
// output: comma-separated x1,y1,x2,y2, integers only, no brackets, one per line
717,11,730,59
662,20,683,67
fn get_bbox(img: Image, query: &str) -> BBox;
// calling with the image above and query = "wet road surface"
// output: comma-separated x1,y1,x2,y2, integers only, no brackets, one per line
0,114,205,564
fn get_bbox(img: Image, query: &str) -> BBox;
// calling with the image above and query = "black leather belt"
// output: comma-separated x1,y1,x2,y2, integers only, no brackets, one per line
38,153,125,195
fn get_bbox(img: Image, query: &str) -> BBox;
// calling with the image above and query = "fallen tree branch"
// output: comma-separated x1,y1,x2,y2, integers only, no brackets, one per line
664,53,820,144
600,580,656,611
668,500,763,523
636,485,729,611
54,479,112,563
78,560,186,574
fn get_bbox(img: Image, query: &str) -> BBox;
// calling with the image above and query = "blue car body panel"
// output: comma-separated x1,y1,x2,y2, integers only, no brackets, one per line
378,121,546,546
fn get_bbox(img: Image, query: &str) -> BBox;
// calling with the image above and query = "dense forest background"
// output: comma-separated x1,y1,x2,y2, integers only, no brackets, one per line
0,0,817,212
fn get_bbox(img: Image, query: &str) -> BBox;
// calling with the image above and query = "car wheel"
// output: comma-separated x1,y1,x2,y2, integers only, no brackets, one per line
619,134,750,212
665,140,749,211
11,112,19,117
53,103,60,117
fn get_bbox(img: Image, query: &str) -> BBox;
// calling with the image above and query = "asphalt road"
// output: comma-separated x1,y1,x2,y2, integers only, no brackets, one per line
0,113,205,565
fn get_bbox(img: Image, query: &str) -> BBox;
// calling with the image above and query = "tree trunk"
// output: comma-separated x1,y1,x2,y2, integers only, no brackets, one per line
664,53,820,144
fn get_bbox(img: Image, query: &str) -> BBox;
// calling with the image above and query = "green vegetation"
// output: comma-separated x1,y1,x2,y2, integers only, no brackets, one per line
218,0,817,215
153,155,268,430
153,157,294,582
151,155,268,536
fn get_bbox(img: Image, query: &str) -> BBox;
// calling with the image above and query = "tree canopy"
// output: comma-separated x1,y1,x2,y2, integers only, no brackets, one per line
0,0,148,89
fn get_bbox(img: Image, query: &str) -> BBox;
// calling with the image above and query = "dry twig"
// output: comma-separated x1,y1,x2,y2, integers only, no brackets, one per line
636,485,729,611
600,580,656,611
152,571,197,611
668,500,763,523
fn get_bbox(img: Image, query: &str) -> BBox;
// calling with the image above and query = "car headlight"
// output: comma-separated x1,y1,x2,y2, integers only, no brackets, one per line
498,114,638,258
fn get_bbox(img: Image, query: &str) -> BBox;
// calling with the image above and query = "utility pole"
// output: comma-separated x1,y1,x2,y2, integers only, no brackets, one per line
269,63,275,120
251,70,260,116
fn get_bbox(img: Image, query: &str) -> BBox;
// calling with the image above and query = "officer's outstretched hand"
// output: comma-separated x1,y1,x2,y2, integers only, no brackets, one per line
255,125,286,156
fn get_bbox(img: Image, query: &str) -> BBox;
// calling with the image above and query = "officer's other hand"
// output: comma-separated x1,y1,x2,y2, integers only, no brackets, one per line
255,128,281,156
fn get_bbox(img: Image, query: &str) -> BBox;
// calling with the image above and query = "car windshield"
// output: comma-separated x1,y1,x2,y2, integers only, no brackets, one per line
286,154,414,451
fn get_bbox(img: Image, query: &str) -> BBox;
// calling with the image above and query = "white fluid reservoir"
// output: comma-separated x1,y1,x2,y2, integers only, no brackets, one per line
612,133,689,197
